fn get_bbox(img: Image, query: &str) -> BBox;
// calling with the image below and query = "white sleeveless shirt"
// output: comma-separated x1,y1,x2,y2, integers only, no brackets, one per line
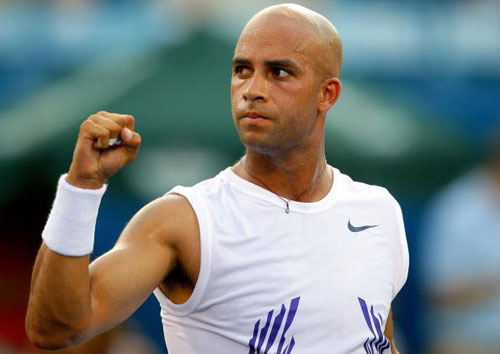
153,166,409,354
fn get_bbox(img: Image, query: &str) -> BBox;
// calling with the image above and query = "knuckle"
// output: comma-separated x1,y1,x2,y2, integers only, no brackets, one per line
88,114,99,123
80,119,92,131
106,113,120,122
94,125,109,138
125,114,134,124
109,124,121,135
101,128,110,138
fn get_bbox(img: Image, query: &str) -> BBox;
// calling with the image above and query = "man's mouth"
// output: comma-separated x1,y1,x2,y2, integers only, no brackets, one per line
242,112,268,119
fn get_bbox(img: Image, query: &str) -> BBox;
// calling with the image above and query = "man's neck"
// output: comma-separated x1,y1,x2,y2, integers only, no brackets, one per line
232,149,333,203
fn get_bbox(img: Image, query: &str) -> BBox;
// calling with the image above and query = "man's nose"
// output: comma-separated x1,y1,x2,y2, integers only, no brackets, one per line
243,73,267,102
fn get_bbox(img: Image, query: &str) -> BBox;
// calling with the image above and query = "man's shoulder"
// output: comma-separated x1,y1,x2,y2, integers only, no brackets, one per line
125,193,199,251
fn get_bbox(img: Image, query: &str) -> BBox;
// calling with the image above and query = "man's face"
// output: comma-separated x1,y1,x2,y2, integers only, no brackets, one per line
231,17,323,154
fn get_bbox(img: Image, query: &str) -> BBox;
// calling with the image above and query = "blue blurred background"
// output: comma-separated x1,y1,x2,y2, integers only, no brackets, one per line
1,0,499,353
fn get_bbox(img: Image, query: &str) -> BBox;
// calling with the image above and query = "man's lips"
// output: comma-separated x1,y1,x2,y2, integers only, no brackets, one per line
241,112,269,119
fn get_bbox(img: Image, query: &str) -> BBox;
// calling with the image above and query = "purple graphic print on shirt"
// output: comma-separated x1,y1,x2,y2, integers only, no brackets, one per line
358,297,391,354
248,297,300,354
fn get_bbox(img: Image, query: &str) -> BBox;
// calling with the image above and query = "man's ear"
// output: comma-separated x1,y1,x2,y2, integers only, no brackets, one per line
318,78,341,113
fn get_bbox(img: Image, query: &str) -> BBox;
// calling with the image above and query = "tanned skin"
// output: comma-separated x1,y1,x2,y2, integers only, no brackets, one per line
25,4,398,351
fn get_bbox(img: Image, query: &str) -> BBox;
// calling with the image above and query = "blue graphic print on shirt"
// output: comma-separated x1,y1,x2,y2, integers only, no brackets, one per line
358,297,391,354
248,297,300,354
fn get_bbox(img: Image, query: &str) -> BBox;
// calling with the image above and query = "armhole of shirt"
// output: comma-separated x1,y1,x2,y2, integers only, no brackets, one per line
391,196,409,300
153,185,213,316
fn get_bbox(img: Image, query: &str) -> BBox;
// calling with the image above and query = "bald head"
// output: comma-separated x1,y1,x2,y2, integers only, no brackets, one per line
238,3,342,78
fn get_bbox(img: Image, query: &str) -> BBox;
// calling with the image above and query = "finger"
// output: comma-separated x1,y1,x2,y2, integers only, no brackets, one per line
79,120,110,150
95,111,135,130
116,131,141,165
120,127,132,144
89,115,122,141
122,130,141,150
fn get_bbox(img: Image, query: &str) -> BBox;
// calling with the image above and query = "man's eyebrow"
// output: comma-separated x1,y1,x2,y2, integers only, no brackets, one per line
232,57,251,66
264,59,300,72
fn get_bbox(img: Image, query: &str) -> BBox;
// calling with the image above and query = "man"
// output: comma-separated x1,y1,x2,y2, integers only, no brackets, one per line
26,4,408,353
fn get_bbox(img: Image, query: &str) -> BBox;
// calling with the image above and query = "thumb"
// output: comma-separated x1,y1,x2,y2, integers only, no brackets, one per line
121,128,141,149
121,128,141,156
121,127,133,143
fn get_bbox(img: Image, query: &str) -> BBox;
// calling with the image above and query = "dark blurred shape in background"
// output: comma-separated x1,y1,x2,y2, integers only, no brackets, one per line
421,120,500,354
1,0,499,352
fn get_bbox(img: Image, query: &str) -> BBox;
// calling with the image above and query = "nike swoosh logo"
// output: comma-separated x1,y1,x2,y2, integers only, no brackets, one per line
348,220,378,233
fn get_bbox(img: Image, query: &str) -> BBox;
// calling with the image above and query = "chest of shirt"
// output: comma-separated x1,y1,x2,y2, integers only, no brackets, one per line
195,210,394,344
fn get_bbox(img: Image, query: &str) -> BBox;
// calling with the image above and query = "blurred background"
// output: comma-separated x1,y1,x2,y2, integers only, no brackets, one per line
1,0,499,353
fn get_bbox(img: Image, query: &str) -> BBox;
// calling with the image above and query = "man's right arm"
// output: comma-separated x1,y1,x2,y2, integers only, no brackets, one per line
25,112,198,349
26,193,195,349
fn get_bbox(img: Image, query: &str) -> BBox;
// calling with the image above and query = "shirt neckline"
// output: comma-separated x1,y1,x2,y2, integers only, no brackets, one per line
223,165,343,214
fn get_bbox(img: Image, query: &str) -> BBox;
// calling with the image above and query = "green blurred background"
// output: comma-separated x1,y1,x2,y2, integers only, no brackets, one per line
1,0,499,353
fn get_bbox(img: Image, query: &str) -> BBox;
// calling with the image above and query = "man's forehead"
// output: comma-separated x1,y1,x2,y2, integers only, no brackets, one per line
235,4,342,77
235,19,319,60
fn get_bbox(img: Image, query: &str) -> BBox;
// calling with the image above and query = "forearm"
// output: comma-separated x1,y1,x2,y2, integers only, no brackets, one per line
384,310,400,353
26,174,106,349
26,244,93,349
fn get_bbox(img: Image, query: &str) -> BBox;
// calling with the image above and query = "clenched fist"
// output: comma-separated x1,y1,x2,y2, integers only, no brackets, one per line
66,111,141,189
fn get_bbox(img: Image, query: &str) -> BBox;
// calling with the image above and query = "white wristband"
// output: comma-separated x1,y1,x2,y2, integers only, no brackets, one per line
42,174,107,257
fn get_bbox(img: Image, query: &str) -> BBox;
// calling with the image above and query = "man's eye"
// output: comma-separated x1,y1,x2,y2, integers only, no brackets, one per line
235,66,250,75
272,68,290,78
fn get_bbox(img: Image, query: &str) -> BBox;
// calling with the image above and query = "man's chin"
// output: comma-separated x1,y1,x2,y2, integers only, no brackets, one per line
241,138,285,155
241,139,275,154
